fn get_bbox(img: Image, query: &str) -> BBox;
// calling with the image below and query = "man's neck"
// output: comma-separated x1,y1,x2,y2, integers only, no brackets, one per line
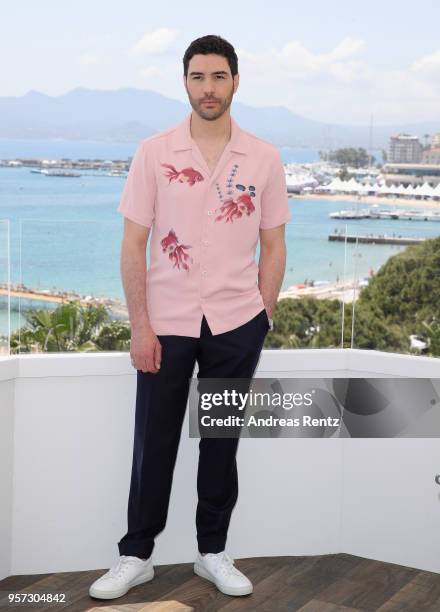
190,111,231,145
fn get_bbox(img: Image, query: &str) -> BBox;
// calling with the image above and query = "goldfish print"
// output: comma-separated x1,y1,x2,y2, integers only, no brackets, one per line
214,194,255,224
160,163,204,186
160,229,193,271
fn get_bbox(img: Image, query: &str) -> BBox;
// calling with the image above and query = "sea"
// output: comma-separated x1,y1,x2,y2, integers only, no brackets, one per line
0,139,438,336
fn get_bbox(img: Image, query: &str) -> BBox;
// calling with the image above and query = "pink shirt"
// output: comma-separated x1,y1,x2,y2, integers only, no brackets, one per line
117,111,292,337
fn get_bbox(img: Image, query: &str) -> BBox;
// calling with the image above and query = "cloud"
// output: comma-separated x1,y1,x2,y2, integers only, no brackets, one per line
236,39,440,123
330,37,365,61
79,53,100,65
410,49,440,75
128,28,179,57
238,36,367,81
138,62,182,86
140,66,163,79
328,60,372,82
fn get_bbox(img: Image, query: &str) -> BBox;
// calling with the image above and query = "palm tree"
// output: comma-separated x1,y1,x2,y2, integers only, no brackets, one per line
9,300,131,353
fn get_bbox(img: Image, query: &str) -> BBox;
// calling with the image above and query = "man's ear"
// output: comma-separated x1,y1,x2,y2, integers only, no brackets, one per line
234,73,239,93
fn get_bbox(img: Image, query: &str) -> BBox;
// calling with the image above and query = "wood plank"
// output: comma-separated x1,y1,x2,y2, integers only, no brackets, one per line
1,554,439,612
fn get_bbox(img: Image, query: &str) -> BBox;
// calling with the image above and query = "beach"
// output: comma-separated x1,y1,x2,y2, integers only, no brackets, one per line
279,279,362,303
289,193,440,209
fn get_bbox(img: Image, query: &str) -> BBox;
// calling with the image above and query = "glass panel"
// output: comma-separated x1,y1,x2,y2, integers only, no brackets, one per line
0,219,10,355
258,221,349,349
15,219,126,354
349,219,440,357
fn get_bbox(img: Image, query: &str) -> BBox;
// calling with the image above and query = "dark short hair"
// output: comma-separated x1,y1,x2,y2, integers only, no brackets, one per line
183,35,238,77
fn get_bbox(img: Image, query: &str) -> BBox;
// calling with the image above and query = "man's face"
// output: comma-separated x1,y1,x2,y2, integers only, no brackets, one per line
184,53,239,122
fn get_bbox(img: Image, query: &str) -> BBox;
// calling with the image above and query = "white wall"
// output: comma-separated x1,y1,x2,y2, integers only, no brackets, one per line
0,375,14,581
0,349,439,580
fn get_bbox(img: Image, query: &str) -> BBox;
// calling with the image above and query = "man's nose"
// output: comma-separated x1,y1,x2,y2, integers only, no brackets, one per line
203,81,216,95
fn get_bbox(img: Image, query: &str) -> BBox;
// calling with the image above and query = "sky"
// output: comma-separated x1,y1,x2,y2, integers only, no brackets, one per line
2,0,440,126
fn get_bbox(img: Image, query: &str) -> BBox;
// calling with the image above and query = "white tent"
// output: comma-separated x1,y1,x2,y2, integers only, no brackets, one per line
418,182,438,198
404,184,417,196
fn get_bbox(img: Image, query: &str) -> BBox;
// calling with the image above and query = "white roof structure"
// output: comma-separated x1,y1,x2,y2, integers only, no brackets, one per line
315,176,440,199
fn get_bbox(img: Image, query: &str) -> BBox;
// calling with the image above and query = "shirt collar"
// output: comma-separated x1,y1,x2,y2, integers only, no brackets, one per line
171,111,248,155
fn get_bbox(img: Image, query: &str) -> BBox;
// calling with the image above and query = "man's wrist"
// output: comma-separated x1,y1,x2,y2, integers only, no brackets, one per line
264,306,274,331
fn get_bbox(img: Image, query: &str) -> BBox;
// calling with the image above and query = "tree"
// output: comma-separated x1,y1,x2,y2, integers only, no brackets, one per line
8,300,131,353
264,297,407,351
328,147,373,168
264,236,440,356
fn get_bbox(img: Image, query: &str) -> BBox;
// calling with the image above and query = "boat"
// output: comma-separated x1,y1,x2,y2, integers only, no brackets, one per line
328,205,440,221
284,169,318,194
106,170,128,177
44,170,81,177
329,209,370,219
398,209,440,221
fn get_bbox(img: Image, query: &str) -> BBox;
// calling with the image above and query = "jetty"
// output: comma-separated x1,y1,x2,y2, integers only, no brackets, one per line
328,233,426,245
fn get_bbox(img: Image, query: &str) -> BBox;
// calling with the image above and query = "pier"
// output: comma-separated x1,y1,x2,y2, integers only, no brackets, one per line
328,233,426,245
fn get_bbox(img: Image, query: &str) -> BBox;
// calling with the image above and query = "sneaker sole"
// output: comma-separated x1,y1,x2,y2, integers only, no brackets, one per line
89,568,154,600
193,563,253,596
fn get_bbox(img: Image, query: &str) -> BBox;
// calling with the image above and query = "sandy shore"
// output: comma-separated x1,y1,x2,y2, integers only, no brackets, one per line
289,193,440,209
279,279,362,304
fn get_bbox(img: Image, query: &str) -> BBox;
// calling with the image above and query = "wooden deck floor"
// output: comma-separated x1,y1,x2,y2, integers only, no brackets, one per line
1,553,440,611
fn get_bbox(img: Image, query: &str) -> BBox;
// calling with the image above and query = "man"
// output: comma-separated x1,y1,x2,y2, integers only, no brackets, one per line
89,34,290,600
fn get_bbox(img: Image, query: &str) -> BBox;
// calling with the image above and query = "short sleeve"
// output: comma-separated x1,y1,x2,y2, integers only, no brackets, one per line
117,140,156,228
259,148,292,230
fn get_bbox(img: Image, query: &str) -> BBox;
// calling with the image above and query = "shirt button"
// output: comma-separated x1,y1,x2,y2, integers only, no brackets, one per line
202,240,209,246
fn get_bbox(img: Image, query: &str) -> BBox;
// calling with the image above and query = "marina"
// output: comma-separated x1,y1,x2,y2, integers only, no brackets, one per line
1,156,439,335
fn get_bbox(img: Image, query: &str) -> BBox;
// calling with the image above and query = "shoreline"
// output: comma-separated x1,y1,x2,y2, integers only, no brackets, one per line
289,193,440,210
279,279,362,303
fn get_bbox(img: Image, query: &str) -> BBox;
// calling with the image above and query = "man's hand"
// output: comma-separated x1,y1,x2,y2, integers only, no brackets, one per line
130,327,162,373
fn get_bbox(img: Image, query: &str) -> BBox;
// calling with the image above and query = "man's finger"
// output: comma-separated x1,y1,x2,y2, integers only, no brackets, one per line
154,343,162,369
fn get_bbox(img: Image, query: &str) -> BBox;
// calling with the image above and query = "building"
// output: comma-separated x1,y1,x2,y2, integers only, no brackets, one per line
388,134,422,163
431,132,440,148
422,147,440,165
381,163,440,187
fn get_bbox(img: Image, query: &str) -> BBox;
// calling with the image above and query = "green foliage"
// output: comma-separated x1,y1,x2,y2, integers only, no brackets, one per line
339,167,350,181
327,147,373,168
266,236,440,356
263,297,343,349
358,238,440,330
265,297,407,352
8,300,131,353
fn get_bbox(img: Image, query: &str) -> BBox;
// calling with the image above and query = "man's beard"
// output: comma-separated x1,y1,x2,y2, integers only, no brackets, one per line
187,86,234,122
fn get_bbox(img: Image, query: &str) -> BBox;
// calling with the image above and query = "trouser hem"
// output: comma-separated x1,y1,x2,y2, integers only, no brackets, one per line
197,536,227,554
118,540,154,560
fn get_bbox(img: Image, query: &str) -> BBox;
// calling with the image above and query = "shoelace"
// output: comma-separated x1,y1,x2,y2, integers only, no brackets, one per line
207,552,242,578
108,555,139,579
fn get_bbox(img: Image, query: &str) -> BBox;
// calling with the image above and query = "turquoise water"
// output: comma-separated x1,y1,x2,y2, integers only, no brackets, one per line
0,148,436,336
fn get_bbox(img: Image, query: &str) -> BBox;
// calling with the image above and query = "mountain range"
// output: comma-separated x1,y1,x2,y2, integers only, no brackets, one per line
0,87,438,150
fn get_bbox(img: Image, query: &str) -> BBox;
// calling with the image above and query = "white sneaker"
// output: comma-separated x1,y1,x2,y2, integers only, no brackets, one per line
89,554,154,599
194,551,253,596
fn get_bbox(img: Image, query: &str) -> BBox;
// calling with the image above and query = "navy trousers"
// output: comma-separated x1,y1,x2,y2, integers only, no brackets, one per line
117,307,270,559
